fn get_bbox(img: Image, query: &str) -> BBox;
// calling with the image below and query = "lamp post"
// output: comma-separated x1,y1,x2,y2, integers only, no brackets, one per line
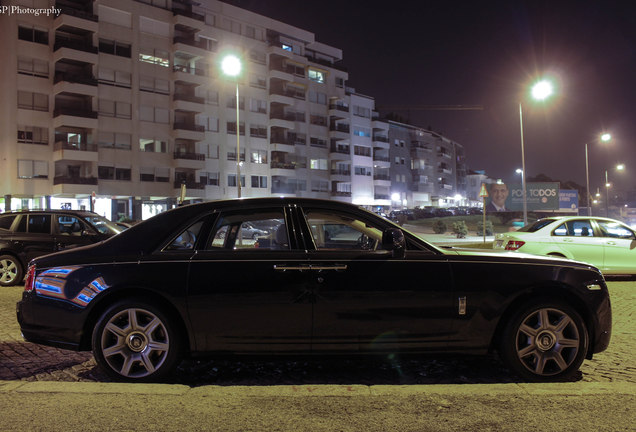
585,133,611,216
605,164,626,217
519,79,554,226
221,54,243,198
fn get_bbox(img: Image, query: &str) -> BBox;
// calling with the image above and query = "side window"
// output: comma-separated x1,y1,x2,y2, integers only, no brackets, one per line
205,210,287,250
553,220,594,237
56,215,84,236
0,215,17,230
165,220,204,251
27,214,51,234
596,220,636,239
304,210,384,251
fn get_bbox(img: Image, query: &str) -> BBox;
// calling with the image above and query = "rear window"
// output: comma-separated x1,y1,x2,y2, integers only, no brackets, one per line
517,218,557,233
0,215,17,230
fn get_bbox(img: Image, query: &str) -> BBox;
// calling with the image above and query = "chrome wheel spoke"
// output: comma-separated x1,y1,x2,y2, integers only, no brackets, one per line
533,353,548,375
517,344,537,359
558,337,579,349
140,352,157,374
519,323,538,338
105,322,128,339
554,315,572,333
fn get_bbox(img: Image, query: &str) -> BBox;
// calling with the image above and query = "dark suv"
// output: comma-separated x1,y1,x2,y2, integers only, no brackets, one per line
0,210,122,286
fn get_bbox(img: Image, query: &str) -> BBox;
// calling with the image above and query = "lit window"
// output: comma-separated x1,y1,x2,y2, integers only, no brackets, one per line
308,68,325,83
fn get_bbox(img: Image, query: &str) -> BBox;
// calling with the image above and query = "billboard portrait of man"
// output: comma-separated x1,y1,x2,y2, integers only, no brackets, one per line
486,183,510,212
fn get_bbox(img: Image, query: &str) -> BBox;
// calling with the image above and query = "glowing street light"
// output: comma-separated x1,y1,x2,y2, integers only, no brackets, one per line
585,132,612,216
221,54,243,197
519,78,555,225
605,164,626,217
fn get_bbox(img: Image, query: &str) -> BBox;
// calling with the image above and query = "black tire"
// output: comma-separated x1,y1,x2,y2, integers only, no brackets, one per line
92,299,182,382
0,255,23,287
500,299,588,381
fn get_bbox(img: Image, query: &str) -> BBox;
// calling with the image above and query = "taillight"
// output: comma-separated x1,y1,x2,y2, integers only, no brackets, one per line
505,240,526,251
24,265,36,292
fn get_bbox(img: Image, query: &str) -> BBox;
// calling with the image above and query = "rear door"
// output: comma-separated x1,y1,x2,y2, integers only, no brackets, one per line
53,214,99,251
13,214,56,263
186,206,312,353
550,219,605,267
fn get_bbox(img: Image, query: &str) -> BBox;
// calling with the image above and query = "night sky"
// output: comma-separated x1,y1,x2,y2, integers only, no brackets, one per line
221,0,635,194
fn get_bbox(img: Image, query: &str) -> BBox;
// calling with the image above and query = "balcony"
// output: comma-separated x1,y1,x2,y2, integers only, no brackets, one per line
54,175,97,185
173,180,205,189
54,71,97,86
374,194,391,200
54,39,97,54
330,144,350,155
173,122,204,132
331,191,352,197
54,107,97,118
54,141,97,152
56,5,98,22
271,162,296,170
373,174,390,181
173,94,205,104
330,169,351,176
173,151,205,161
329,124,350,133
172,7,205,22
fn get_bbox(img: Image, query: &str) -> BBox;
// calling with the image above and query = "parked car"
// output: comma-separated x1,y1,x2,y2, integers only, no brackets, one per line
493,216,636,276
238,221,268,239
17,198,611,383
0,210,123,286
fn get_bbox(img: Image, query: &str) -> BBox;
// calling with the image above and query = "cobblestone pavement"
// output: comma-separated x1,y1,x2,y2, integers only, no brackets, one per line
1,282,634,385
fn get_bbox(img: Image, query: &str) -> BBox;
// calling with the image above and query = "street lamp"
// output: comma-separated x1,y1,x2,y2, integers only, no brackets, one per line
604,164,626,217
519,79,554,226
221,54,243,198
585,133,611,215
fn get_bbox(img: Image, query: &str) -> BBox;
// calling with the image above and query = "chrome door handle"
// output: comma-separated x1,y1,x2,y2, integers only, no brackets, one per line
274,264,310,271
274,264,347,271
606,241,616,245
309,264,348,271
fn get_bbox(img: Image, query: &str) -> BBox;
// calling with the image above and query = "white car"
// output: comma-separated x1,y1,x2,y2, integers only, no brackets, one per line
494,216,636,276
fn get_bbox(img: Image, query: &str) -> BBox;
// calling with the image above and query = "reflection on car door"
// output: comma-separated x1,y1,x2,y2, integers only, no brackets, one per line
301,208,454,353
551,219,605,267
596,219,636,273
53,215,96,251
186,208,312,353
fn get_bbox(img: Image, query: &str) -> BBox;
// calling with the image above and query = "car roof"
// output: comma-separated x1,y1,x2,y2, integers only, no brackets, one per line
0,209,100,216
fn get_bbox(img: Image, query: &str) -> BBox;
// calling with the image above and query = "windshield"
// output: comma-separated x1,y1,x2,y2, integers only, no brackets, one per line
83,215,124,235
517,218,558,233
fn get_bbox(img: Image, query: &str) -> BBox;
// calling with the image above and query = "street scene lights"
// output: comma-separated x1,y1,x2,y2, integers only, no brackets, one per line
605,164,626,217
585,133,612,215
519,79,554,226
221,54,243,198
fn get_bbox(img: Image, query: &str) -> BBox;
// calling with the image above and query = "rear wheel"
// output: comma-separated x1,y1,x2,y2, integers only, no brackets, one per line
92,300,181,382
500,300,588,381
0,255,23,287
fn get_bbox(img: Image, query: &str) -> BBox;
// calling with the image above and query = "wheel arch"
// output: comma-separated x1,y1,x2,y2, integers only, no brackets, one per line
489,284,597,359
79,287,191,354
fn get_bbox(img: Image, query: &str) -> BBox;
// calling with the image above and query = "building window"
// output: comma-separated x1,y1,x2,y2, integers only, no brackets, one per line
99,100,132,119
98,132,132,150
353,127,371,138
18,126,48,145
310,115,327,126
353,146,371,157
354,166,372,176
139,105,169,123
140,167,155,182
115,167,132,181
308,68,326,83
18,25,48,45
199,116,219,132
250,74,267,89
204,90,219,105
311,180,329,192
335,77,345,88
250,125,268,138
139,48,170,67
249,50,266,64
98,166,115,180
251,175,268,188
227,174,245,187
310,159,328,170
310,137,327,148
98,68,131,88
249,98,267,114
139,76,170,94
353,105,371,118
139,138,168,153
251,149,267,164
200,172,219,186
17,57,48,78
17,160,48,179
227,149,246,161
18,91,48,112
99,39,131,58
226,122,245,136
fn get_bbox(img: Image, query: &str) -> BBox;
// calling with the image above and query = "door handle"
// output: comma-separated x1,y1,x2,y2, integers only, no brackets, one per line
563,238,574,243
274,264,348,271
606,241,616,245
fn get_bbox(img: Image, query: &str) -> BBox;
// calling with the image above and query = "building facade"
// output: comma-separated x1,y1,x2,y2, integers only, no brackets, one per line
0,0,392,220
388,121,467,209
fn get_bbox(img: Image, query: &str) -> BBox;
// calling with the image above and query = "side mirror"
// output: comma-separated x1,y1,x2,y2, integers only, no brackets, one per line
382,228,405,259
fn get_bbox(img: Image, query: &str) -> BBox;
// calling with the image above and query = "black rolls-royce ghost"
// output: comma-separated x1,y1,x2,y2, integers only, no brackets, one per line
17,198,612,382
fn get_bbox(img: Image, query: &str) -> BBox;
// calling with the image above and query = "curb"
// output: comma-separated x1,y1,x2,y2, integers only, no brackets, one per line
1,380,634,397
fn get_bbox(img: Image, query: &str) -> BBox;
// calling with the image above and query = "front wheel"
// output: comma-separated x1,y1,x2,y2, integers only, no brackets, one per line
92,300,181,382
500,300,588,381
0,255,23,287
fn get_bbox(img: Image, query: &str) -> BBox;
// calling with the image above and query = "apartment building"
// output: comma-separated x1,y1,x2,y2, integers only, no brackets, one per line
0,0,390,220
388,121,467,209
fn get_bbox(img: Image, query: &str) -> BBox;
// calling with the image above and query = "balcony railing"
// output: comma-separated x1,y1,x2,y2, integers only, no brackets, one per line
54,39,98,54
56,5,98,22
173,122,205,132
173,94,205,104
54,176,97,185
173,64,208,77
331,169,351,176
374,194,390,200
173,151,205,161
373,135,389,143
328,104,349,112
54,107,98,118
330,145,350,154
271,162,296,170
54,141,97,152
329,124,350,133
171,7,205,22
331,191,352,197
373,154,390,162
173,180,205,189
373,174,391,181
54,72,98,86
173,36,212,52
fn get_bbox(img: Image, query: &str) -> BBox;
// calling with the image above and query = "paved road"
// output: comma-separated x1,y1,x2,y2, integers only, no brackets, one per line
1,282,634,385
